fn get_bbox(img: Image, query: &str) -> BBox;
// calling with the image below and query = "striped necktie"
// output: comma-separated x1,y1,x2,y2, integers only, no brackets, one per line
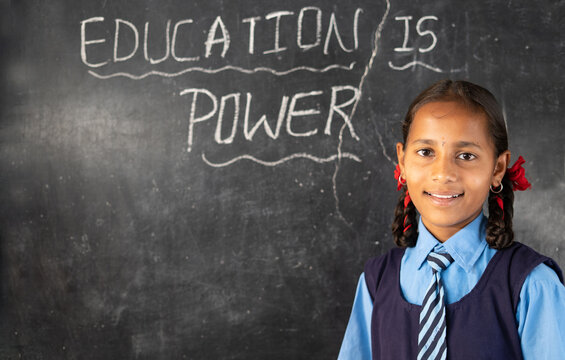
418,252,454,360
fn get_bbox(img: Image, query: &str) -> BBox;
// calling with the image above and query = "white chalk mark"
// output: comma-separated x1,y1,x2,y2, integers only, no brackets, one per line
376,131,395,165
297,7,322,50
416,16,439,53
387,60,463,73
88,62,356,80
263,11,294,54
202,152,361,168
333,120,353,226
331,0,391,227
349,0,390,127
81,17,108,68
394,16,414,52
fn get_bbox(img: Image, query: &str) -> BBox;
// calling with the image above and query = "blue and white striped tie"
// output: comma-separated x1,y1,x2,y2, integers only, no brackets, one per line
418,252,454,360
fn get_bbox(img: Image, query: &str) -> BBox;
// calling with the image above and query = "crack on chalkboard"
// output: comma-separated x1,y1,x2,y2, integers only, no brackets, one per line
332,0,391,227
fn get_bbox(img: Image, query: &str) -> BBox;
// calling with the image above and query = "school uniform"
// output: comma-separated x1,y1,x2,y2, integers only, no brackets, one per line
338,214,565,359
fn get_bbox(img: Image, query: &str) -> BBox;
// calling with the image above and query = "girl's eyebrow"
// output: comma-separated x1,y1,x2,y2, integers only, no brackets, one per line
411,139,435,146
411,139,482,149
455,140,482,149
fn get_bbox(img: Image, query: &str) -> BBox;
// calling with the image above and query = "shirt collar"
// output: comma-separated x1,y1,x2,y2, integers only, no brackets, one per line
414,214,488,273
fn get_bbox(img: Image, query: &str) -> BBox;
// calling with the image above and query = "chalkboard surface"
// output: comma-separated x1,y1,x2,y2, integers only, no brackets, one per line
1,0,563,358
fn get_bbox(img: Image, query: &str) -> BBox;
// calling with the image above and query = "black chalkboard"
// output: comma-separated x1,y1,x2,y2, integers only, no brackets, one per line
1,0,563,358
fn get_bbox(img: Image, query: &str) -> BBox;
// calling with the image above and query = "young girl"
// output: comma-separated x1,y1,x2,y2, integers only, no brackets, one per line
338,80,565,359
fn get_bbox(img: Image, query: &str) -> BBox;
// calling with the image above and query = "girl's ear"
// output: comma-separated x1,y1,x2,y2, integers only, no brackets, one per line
396,142,405,174
493,150,511,185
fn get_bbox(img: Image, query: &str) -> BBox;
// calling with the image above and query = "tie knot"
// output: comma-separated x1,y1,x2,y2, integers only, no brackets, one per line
426,252,454,273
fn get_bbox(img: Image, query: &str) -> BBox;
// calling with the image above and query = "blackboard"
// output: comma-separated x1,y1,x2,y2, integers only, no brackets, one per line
1,0,563,358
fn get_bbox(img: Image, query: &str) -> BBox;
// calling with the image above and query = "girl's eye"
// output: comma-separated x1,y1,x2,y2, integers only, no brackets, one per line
457,153,476,161
416,149,434,157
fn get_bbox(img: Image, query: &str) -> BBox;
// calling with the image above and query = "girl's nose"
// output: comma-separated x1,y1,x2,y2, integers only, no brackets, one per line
432,156,457,183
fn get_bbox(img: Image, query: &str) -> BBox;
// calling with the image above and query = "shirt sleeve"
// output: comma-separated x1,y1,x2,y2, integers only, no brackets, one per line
516,263,565,359
337,273,373,360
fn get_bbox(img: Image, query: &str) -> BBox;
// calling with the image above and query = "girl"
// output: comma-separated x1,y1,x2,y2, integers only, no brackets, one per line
338,80,565,360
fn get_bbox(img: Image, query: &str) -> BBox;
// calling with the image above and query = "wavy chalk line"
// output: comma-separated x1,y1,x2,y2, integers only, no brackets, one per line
202,152,361,168
388,60,463,73
88,62,356,80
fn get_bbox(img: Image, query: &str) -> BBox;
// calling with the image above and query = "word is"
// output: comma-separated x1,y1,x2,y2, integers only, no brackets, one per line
394,15,438,53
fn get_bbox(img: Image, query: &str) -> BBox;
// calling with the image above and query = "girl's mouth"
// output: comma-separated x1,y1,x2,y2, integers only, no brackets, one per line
424,191,464,206
424,191,464,199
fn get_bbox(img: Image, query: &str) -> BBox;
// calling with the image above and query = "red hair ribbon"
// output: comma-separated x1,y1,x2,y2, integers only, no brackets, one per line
395,164,412,232
394,164,404,191
496,196,505,219
496,156,532,216
507,156,532,191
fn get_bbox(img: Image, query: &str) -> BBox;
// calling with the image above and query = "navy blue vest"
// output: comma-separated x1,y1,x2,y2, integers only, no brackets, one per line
364,242,563,360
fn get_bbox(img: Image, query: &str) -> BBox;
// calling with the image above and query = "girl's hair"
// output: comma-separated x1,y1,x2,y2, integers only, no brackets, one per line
391,79,514,249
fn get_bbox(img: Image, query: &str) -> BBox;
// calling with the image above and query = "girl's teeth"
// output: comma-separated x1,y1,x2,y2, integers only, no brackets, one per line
428,192,461,199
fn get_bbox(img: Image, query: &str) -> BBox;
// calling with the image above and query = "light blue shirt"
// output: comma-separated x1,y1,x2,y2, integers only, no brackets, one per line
338,214,565,359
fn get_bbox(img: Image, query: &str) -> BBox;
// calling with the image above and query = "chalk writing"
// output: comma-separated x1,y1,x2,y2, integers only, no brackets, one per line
80,5,454,172
393,15,438,52
180,85,360,152
79,1,461,227
388,60,444,72
389,15,445,72
88,62,356,79
80,6,367,169
332,0,391,226
202,152,361,168
80,7,362,70
387,61,463,73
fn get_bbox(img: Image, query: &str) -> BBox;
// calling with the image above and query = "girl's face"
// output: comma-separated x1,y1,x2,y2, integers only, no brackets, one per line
396,101,510,242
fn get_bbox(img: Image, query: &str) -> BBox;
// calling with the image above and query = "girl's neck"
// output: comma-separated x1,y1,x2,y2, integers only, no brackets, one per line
422,211,482,242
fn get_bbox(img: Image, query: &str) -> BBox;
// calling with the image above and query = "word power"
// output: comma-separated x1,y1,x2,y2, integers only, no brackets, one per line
181,86,360,152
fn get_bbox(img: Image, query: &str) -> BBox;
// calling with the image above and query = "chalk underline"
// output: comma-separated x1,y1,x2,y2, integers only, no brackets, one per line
88,62,356,80
388,60,463,73
201,151,361,167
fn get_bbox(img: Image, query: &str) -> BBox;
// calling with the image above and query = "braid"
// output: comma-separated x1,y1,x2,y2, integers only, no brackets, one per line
391,186,418,248
486,174,514,249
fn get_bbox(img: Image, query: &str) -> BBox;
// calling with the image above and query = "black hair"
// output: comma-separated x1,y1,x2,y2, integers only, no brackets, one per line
391,79,514,249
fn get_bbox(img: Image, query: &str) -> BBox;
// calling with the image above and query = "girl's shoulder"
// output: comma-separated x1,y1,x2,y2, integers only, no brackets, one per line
364,246,405,272
503,241,564,286
363,247,406,298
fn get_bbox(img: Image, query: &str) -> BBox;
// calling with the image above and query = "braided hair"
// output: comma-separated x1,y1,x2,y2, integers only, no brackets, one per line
391,185,418,247
391,79,514,249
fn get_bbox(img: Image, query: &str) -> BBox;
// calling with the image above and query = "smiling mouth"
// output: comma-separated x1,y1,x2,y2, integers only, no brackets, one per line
424,191,464,199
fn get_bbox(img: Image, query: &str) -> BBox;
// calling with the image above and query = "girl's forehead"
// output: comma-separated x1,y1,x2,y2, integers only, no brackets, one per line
408,101,491,144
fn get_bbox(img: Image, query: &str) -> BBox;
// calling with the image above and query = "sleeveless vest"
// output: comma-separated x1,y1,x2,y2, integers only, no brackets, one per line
364,242,563,360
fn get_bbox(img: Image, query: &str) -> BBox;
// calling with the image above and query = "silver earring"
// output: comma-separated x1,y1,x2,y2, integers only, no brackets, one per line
490,183,503,194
